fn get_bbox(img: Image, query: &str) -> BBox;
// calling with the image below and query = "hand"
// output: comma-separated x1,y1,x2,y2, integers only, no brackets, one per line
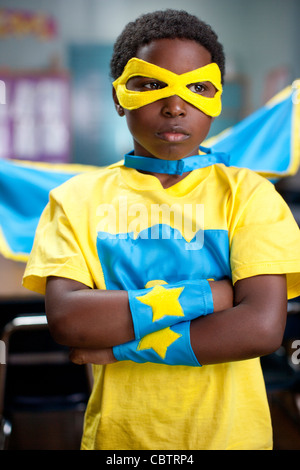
69,347,117,365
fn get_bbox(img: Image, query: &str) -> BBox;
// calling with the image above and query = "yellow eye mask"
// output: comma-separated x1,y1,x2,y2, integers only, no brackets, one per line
113,57,223,117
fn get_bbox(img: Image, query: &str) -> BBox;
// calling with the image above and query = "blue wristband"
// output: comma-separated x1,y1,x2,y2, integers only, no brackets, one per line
113,321,201,367
129,279,213,339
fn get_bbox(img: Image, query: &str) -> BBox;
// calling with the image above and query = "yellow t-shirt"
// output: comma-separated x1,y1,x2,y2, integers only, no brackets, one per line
23,161,300,450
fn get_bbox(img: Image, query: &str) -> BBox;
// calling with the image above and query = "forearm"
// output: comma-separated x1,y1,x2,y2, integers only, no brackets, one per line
46,278,134,348
71,304,285,367
190,305,282,365
191,275,287,365
70,274,287,367
46,276,232,349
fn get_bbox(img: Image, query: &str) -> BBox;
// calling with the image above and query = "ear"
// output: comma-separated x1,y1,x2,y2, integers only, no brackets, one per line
112,86,125,116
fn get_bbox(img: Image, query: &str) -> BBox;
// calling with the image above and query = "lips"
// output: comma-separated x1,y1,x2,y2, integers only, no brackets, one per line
156,126,190,143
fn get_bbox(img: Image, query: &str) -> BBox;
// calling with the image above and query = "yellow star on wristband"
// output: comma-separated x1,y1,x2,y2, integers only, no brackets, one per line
137,327,182,359
136,285,185,322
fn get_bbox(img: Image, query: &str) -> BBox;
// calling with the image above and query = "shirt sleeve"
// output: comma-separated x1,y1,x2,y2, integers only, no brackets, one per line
22,187,94,295
230,178,300,299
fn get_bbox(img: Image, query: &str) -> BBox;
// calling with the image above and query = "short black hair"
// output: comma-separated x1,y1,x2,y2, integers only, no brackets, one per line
110,9,225,83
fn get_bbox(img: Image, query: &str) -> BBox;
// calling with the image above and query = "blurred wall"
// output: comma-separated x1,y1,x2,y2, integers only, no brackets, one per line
0,0,299,110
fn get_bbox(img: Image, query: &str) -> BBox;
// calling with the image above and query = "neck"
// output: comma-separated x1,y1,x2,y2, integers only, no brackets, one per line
139,169,191,188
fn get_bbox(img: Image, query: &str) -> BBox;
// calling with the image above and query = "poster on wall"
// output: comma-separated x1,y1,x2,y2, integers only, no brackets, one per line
0,8,57,40
0,73,70,163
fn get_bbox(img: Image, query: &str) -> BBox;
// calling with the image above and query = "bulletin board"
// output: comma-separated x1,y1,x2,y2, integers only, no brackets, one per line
0,72,71,163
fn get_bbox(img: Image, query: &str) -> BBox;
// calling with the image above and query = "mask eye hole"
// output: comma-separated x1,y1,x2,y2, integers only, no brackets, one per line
187,82,217,97
126,76,167,91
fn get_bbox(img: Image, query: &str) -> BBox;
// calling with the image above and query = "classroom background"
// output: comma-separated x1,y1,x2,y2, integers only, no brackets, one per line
0,0,300,450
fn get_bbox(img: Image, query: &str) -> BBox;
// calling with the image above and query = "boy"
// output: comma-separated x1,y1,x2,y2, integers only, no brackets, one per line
23,10,300,450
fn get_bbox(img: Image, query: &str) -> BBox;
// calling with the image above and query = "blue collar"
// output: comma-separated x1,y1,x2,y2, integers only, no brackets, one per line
124,146,230,175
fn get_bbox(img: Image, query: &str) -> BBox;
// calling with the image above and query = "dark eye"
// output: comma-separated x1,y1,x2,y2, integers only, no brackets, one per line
126,77,167,92
188,83,206,94
143,81,165,90
187,82,216,97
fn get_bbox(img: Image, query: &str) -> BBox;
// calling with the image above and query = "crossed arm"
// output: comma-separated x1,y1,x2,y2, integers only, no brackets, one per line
45,274,288,366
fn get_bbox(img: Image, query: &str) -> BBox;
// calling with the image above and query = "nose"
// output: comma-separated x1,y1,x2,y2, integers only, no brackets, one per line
161,95,187,118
